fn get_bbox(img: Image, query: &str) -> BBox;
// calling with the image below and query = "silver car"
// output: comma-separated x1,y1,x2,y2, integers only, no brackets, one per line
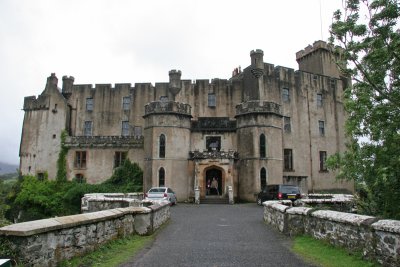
145,187,177,205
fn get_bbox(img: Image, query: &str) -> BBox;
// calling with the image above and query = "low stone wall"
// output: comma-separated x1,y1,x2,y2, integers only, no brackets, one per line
0,202,169,267
81,193,144,213
263,201,400,266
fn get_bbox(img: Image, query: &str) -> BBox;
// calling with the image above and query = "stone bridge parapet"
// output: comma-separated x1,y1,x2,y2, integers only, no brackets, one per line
263,201,400,266
0,202,170,267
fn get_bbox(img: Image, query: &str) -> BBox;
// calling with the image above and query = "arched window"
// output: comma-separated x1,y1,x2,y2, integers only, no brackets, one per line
260,134,266,158
260,168,267,189
159,167,165,186
159,134,166,158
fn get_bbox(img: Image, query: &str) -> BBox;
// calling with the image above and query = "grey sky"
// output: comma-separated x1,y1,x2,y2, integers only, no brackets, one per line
0,0,343,165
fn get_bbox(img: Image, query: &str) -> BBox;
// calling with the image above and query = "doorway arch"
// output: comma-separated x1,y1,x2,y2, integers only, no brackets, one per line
205,167,223,196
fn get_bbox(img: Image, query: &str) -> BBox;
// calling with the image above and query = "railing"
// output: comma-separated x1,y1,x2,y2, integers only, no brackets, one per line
64,136,144,148
191,117,236,132
189,150,239,160
236,100,281,116
144,101,191,116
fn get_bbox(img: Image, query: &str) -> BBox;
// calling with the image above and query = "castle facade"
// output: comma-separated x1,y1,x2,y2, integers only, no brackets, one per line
19,41,353,202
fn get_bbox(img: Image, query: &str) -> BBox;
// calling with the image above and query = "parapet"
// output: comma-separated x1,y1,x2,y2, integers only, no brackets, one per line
169,69,182,75
296,40,335,61
250,49,264,56
23,95,49,111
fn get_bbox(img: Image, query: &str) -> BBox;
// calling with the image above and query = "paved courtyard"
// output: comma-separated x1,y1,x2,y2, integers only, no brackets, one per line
120,204,314,267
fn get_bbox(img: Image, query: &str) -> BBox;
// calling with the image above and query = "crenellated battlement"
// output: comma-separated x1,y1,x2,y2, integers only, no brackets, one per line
296,40,334,61
296,40,343,78
23,95,49,111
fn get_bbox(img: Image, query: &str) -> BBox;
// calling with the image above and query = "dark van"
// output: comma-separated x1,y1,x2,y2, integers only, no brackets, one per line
257,184,301,205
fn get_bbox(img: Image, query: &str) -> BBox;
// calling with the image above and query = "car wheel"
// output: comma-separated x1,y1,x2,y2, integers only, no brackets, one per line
257,197,262,206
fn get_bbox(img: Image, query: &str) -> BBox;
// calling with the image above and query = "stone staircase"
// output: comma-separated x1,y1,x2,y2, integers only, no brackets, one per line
200,196,229,204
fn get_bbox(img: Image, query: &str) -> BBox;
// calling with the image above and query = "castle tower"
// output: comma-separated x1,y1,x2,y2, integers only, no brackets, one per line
143,100,192,200
45,73,58,91
296,40,342,78
243,49,265,101
62,75,75,98
235,101,283,201
168,70,182,98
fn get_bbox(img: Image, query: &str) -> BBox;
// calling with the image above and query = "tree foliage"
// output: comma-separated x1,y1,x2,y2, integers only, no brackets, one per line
328,0,400,218
4,159,143,222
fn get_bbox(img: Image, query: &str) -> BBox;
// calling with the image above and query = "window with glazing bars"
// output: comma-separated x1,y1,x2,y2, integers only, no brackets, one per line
122,121,130,136
284,149,293,171
84,121,92,136
122,96,131,110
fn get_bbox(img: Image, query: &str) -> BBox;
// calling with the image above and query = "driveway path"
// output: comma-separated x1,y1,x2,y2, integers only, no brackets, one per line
120,204,313,267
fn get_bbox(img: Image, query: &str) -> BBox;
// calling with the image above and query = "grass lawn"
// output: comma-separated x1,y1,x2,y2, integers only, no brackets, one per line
292,235,380,267
58,234,154,267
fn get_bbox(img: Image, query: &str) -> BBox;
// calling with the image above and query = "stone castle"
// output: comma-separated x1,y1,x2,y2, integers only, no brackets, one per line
19,40,353,202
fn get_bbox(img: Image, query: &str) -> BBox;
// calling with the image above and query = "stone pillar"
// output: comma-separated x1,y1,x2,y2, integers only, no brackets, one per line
195,187,200,204
228,186,234,204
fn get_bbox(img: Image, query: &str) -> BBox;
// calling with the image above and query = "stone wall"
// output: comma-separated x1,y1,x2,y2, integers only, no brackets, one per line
0,202,170,267
81,193,144,213
263,201,400,266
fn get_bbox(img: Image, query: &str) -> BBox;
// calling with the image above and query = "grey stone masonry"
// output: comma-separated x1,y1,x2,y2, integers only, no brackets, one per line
263,201,400,266
0,202,170,267
81,193,144,213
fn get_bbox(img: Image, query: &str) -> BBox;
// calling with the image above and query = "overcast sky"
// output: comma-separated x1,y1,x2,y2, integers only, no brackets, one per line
0,0,343,165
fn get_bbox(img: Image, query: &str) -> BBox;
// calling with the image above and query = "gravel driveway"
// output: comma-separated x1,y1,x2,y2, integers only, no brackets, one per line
120,204,314,267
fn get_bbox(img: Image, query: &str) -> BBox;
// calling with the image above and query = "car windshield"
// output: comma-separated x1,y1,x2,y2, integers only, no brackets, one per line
281,186,300,194
149,188,166,193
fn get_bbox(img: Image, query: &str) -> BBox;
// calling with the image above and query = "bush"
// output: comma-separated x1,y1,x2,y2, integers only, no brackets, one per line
4,160,144,222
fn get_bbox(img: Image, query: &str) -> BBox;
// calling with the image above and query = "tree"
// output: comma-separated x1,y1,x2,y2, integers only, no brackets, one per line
328,0,400,219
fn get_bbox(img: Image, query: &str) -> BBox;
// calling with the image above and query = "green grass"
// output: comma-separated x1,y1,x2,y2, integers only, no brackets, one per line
58,234,154,267
292,235,380,267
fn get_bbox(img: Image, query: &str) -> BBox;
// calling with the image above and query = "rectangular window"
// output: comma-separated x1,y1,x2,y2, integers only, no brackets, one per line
74,151,87,169
134,126,142,138
282,88,290,102
84,121,93,136
206,136,221,151
114,151,127,168
330,79,336,89
122,96,131,110
86,98,93,111
284,149,293,171
319,120,325,136
320,151,328,171
208,94,216,107
37,172,45,181
284,116,291,133
317,93,323,107
122,121,130,136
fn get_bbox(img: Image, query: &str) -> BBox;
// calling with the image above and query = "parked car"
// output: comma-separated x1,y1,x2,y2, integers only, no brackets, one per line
257,184,302,205
145,187,177,205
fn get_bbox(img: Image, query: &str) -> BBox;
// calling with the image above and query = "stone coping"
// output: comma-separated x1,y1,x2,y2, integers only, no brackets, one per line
84,193,143,198
84,197,140,203
264,201,289,212
286,207,313,215
311,210,377,226
372,220,400,234
0,206,157,237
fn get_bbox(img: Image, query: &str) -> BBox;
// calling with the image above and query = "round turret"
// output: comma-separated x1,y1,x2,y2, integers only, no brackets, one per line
62,75,75,95
169,70,182,96
250,49,264,70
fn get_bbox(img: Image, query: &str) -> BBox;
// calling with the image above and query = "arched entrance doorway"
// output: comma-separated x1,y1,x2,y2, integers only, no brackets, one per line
205,168,222,196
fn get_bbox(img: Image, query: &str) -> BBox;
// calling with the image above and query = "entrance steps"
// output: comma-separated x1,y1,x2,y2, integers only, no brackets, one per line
200,196,229,204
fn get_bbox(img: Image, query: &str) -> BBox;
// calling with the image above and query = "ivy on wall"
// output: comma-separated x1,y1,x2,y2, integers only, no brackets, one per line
56,130,68,183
